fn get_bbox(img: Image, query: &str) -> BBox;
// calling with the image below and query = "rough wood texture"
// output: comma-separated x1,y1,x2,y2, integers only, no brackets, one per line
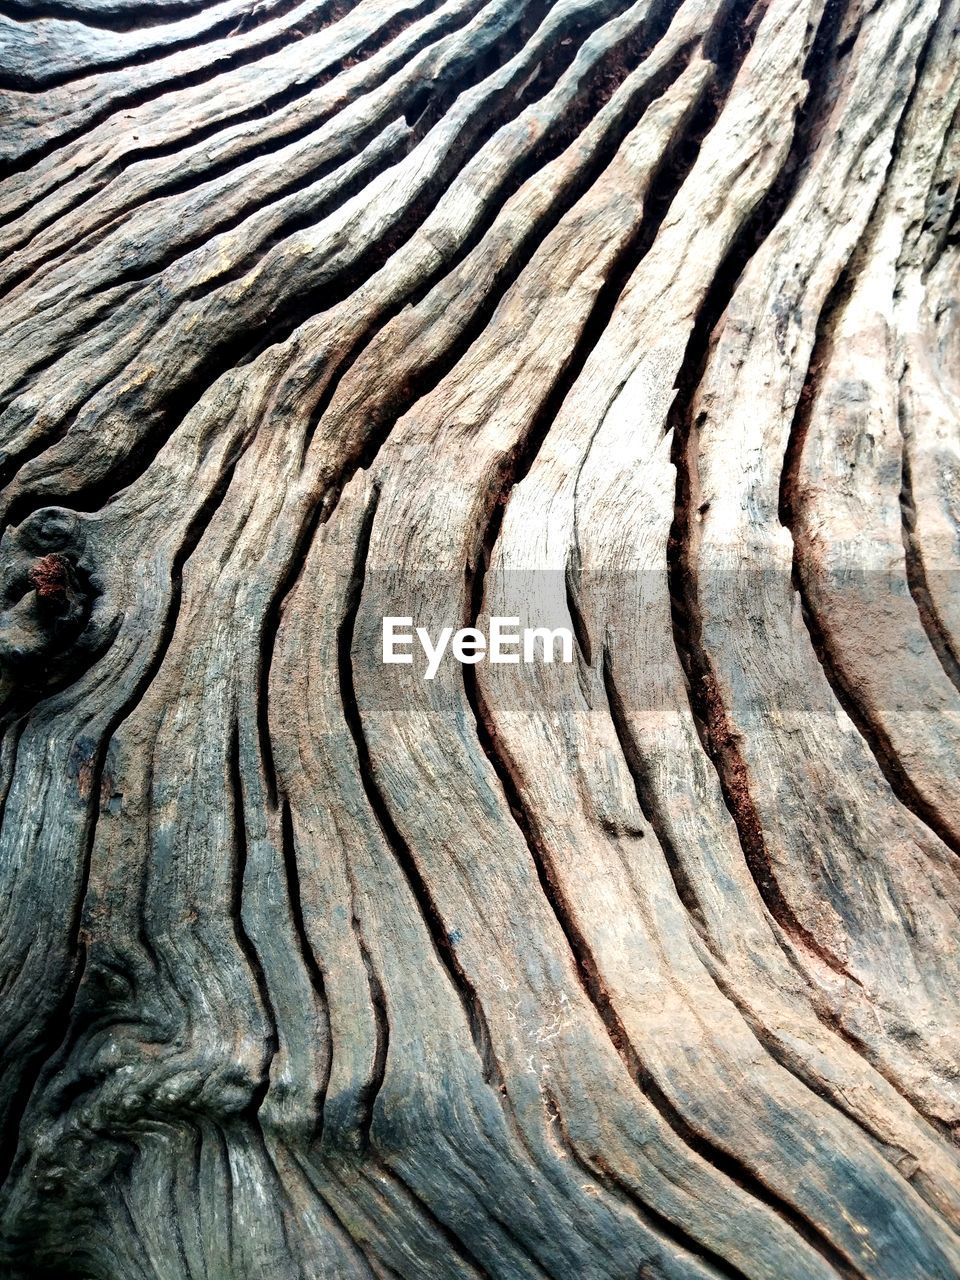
1,0,958,1275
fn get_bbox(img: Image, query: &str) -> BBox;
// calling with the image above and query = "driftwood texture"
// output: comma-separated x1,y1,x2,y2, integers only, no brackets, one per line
1,0,959,1275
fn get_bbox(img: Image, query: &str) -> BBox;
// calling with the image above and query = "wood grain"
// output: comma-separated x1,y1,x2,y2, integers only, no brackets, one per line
0,0,958,1275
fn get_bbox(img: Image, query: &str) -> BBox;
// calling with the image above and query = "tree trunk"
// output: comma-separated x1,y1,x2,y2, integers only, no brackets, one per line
1,0,958,1275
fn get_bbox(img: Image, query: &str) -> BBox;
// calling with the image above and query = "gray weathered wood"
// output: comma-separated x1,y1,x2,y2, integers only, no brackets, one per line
1,0,958,1275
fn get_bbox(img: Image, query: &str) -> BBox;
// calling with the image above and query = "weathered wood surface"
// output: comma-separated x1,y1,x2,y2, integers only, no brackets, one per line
0,0,958,1274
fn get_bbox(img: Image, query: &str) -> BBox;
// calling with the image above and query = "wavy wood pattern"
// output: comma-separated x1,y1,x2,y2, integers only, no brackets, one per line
0,0,958,1275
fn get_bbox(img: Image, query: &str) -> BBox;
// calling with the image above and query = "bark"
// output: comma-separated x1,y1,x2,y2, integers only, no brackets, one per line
0,0,958,1275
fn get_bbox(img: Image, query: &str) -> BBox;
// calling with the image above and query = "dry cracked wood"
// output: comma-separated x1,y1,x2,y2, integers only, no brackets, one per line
0,0,958,1275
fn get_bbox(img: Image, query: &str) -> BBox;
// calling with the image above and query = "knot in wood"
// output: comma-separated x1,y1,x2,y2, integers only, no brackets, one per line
0,510,99,689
